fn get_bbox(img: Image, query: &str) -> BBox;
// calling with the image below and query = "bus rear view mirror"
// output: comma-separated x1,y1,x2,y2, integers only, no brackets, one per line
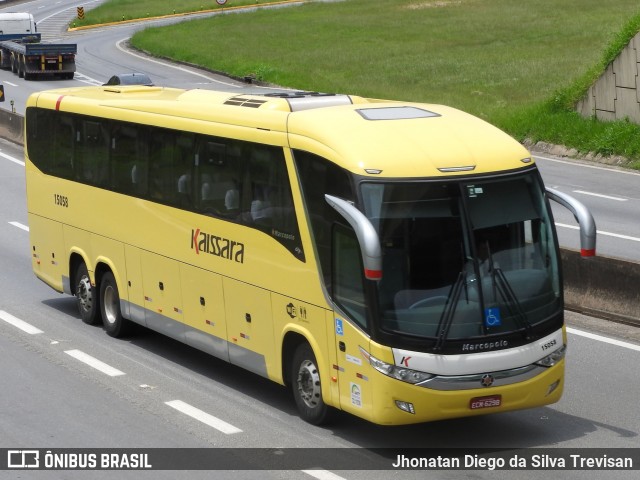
325,194,382,280
546,187,596,257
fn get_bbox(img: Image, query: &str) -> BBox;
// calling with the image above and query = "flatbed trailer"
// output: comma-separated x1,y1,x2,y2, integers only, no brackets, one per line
0,33,77,80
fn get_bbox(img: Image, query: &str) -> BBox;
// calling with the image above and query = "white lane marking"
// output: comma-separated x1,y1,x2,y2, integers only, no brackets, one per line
9,222,29,231
0,310,43,335
573,190,627,202
64,349,126,377
115,38,242,88
302,470,348,480
37,0,101,23
73,72,104,86
111,40,289,92
567,327,640,353
165,400,242,434
0,151,24,166
4,81,18,87
597,231,640,242
555,223,640,243
533,154,640,177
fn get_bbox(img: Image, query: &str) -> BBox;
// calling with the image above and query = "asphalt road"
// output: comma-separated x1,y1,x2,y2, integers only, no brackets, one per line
536,154,640,262
0,0,283,114
0,1,639,479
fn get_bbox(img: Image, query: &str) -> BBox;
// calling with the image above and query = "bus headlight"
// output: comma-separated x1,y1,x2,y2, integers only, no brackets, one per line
359,346,433,384
535,344,567,367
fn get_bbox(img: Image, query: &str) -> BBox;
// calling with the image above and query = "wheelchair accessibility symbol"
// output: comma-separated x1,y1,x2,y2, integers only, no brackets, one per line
335,318,344,336
484,307,502,327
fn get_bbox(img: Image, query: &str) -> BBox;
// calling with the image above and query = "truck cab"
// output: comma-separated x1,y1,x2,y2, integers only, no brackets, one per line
0,13,37,35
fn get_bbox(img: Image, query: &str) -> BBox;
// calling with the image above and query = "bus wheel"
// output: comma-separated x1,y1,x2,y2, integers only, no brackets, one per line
291,343,330,425
75,262,100,325
100,272,130,338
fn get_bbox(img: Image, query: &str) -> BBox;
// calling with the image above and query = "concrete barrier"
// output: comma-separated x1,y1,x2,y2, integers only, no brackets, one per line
0,109,24,145
1,111,638,326
561,249,640,326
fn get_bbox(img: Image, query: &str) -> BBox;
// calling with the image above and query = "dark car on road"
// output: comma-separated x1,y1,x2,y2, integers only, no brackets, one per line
103,73,153,86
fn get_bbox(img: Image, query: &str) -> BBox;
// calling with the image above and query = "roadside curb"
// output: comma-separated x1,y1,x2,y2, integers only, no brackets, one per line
67,0,306,32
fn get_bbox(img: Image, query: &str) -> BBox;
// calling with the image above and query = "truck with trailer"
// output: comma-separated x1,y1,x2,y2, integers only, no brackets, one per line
0,13,77,80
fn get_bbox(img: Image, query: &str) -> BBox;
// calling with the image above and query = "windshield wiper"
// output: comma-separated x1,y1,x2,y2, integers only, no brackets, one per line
486,244,533,339
433,270,467,352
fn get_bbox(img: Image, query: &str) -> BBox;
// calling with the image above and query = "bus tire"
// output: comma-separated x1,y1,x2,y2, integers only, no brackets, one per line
100,271,130,338
291,343,331,425
75,262,100,325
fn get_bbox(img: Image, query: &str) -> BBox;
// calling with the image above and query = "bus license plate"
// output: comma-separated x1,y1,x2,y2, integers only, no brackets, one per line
469,395,502,410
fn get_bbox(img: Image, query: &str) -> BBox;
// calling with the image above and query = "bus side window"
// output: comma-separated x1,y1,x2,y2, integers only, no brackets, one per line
146,131,196,208
30,110,82,181
175,134,196,209
243,145,304,260
293,150,354,290
111,124,147,195
77,120,109,186
246,147,275,225
333,224,367,329
196,138,241,217
245,146,297,228
148,130,177,205
221,143,242,214
52,113,76,179
131,127,150,196
26,108,56,175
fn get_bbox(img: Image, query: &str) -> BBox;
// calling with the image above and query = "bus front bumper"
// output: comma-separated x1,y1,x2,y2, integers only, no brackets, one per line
368,360,564,426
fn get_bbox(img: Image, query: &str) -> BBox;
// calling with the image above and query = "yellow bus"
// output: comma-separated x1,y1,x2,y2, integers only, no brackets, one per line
25,85,595,426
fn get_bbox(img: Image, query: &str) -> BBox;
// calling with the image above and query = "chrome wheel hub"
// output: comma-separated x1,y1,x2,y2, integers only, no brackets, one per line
103,285,117,325
76,276,93,312
296,359,321,409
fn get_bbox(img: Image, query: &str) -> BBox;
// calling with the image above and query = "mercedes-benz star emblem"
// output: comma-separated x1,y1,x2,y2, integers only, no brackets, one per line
481,374,494,387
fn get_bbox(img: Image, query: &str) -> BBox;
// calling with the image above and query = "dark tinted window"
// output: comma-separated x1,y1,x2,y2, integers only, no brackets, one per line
293,149,353,291
25,107,303,260
333,225,367,329
104,73,153,86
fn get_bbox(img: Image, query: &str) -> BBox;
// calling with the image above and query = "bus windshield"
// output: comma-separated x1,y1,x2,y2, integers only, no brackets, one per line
360,170,561,346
